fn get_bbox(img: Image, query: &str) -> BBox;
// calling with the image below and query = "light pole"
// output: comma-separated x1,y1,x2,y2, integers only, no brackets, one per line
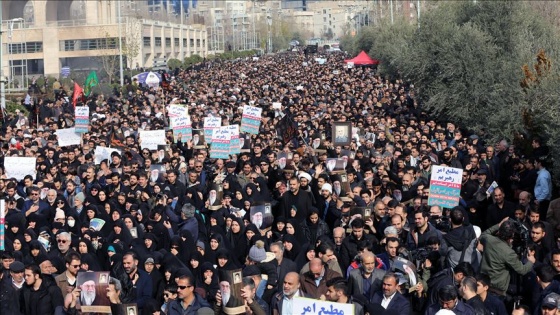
0,5,5,112
266,11,272,53
117,1,124,86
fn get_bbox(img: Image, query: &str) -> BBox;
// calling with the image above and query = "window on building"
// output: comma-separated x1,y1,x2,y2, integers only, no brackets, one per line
143,37,151,47
174,38,179,47
190,39,194,48
8,42,43,54
60,38,117,51
165,37,171,47
155,37,162,47
196,39,200,47
183,39,187,47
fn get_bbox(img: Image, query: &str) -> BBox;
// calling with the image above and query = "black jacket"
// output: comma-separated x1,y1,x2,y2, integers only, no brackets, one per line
19,277,64,315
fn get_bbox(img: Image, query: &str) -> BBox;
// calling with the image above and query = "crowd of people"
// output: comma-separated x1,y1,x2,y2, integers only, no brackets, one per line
0,50,559,315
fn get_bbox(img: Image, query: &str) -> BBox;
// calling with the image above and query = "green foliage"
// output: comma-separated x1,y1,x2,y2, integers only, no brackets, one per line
6,101,28,115
167,58,182,69
183,54,204,67
353,1,560,184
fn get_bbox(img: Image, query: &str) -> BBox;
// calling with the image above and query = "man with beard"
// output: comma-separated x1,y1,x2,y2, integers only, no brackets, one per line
20,264,64,315
252,211,263,229
347,252,385,300
271,272,308,315
278,177,312,220
122,252,153,310
80,279,100,306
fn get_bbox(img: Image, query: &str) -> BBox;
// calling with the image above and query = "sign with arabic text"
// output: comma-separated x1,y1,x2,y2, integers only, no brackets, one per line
293,297,354,315
74,106,90,133
428,165,462,208
210,126,230,159
240,105,262,134
170,116,192,142
204,116,221,144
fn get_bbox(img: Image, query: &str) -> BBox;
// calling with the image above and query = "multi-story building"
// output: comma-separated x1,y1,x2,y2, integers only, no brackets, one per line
0,0,208,83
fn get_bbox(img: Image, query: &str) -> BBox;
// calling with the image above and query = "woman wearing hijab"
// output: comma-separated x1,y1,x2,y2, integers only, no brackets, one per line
225,217,247,265
122,214,144,245
169,235,191,264
244,183,260,203
282,234,307,268
215,248,239,271
24,239,48,265
285,219,305,241
253,177,273,202
189,251,204,285
80,252,103,271
106,219,134,248
300,208,331,246
230,189,247,210
65,213,82,237
271,216,287,242
199,262,220,304
207,212,227,239
206,233,226,264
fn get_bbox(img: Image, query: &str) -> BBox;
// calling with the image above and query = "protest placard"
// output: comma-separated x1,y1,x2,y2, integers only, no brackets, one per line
204,116,221,144
210,126,230,159
4,157,37,180
0,200,5,251
77,271,111,313
94,146,122,165
75,106,90,133
428,165,463,208
293,297,354,315
228,125,240,155
168,104,188,118
139,130,166,150
170,116,192,142
56,128,82,147
240,105,262,134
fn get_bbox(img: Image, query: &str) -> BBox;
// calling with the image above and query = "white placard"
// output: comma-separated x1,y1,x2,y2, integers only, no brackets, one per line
4,157,37,180
293,297,354,315
55,128,82,147
94,146,122,165
168,104,188,118
139,130,166,150
347,61,354,68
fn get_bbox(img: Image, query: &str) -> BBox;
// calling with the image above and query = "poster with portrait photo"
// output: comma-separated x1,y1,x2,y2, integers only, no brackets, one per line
350,206,373,221
218,269,245,314
77,271,111,313
239,133,252,152
332,122,352,146
157,144,170,162
340,149,356,167
311,136,327,154
192,129,206,149
329,173,349,197
325,158,346,173
122,304,138,315
250,202,274,230
331,171,351,196
208,183,224,211
149,165,166,183
277,152,294,170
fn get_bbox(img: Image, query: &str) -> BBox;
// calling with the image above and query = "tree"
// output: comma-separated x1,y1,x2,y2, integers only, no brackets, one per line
97,30,119,84
353,1,560,183
122,17,142,75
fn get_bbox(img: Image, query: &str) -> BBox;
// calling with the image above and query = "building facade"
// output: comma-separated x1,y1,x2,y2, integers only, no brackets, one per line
1,0,207,82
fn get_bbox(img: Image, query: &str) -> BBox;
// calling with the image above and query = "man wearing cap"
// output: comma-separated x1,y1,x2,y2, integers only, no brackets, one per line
540,293,560,315
9,261,26,290
144,257,165,304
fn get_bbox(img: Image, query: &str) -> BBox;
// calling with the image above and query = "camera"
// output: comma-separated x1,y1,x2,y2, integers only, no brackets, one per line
430,215,451,233
510,219,529,256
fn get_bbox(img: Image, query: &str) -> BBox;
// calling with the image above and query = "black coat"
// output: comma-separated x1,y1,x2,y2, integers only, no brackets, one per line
19,277,64,315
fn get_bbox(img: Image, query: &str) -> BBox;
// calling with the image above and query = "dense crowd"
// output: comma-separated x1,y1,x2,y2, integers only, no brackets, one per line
0,51,558,315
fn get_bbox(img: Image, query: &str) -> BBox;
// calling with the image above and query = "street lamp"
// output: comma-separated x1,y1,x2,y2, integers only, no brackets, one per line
266,11,272,53
117,2,124,86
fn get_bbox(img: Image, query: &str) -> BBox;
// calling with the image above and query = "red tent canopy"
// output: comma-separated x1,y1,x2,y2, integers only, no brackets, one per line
344,50,380,65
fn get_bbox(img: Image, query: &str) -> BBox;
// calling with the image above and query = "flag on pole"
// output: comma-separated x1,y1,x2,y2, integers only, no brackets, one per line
73,82,83,108
84,71,99,97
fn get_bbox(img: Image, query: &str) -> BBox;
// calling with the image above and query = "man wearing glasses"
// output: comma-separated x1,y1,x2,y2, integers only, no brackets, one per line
55,252,81,295
22,186,50,222
167,274,212,315
48,232,72,273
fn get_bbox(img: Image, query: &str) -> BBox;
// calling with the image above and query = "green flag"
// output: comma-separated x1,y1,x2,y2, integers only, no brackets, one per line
84,71,99,97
